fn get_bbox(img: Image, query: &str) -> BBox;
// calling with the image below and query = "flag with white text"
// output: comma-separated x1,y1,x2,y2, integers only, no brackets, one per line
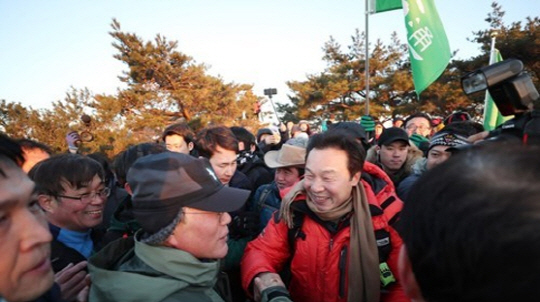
404,0,451,95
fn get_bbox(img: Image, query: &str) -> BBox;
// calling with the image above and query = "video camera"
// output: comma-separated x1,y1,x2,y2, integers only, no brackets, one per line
461,59,540,145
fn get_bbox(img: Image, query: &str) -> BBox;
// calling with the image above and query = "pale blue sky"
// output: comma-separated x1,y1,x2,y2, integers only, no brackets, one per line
0,0,537,110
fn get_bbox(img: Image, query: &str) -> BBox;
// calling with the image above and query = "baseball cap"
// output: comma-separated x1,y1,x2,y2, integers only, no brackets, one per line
127,152,250,243
378,127,410,146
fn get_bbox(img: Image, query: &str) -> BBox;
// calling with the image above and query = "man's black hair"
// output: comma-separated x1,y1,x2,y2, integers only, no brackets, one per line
442,121,485,137
17,138,54,155
161,122,194,143
230,126,256,149
0,133,24,176
327,121,371,151
401,145,540,302
195,126,239,159
307,129,365,177
112,143,167,187
28,153,105,196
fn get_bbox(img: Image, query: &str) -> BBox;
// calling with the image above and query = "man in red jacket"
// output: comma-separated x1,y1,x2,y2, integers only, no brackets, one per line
241,129,409,302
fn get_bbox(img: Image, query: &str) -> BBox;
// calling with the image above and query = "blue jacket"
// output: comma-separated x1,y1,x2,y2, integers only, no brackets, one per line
249,182,281,233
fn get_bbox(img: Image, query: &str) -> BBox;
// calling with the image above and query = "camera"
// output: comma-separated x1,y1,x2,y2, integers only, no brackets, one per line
68,115,95,147
461,59,540,145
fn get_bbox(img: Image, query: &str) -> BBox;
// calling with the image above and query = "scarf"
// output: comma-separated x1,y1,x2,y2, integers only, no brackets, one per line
279,180,380,302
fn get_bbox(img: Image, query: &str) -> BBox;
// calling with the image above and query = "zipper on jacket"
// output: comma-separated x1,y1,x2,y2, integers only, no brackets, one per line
329,238,334,250
338,245,348,298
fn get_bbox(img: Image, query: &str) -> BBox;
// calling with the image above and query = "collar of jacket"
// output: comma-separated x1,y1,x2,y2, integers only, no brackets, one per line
134,232,220,285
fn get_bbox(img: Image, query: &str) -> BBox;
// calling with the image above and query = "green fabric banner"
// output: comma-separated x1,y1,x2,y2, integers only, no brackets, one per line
404,0,451,95
370,0,403,13
483,49,513,131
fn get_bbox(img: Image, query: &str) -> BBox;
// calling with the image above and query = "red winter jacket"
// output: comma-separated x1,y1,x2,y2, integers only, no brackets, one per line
240,162,410,302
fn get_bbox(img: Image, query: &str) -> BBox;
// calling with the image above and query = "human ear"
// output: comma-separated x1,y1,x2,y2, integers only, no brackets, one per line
350,171,361,185
163,234,177,248
188,142,194,151
38,194,55,213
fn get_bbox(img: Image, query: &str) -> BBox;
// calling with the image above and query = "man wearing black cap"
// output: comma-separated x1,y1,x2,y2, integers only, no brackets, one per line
366,127,423,188
88,152,251,302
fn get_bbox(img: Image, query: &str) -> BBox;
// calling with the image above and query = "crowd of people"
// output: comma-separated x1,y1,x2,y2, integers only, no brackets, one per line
2,110,540,302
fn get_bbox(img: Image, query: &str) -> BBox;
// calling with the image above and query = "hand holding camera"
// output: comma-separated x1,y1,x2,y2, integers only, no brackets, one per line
66,131,82,153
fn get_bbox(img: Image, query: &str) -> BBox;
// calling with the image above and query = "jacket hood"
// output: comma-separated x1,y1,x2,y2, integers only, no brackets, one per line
88,234,220,301
411,157,428,175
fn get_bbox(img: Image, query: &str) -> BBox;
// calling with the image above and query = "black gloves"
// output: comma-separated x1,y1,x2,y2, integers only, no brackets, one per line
229,211,260,239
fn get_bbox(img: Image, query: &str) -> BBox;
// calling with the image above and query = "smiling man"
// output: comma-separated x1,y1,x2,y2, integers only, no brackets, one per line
241,130,408,302
0,135,58,302
250,138,307,233
88,152,250,301
30,154,107,270
29,154,107,301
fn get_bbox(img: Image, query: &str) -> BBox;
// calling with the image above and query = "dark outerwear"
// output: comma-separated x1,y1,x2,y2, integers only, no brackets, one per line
30,283,65,302
249,182,282,233
49,224,104,273
237,155,274,191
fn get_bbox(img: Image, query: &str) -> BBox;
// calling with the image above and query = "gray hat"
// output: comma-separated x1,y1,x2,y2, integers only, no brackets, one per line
127,152,250,243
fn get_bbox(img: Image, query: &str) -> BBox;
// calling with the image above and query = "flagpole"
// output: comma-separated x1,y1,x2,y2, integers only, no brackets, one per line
489,31,497,64
364,0,370,116
482,31,497,128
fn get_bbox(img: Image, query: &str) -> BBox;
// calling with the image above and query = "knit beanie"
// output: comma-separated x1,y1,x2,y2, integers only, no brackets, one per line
428,131,470,151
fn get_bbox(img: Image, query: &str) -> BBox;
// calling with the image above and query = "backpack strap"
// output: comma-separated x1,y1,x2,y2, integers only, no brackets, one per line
278,210,306,286
256,185,274,213
287,212,306,252
369,203,397,288
368,204,391,263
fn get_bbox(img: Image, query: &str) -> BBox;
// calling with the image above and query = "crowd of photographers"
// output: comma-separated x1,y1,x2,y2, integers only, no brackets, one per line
2,108,540,302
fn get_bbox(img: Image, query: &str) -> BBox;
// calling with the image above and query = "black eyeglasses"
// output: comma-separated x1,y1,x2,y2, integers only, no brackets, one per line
57,187,110,204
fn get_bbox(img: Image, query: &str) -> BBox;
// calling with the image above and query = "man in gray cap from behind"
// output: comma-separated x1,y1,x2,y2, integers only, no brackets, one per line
88,152,251,302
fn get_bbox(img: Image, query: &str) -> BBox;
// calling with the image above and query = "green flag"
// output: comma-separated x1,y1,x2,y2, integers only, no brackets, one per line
404,0,451,95
370,0,403,13
483,49,513,131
